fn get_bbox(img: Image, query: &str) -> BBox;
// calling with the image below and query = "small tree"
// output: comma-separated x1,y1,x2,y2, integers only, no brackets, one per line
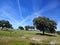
18,26,24,30
33,16,57,34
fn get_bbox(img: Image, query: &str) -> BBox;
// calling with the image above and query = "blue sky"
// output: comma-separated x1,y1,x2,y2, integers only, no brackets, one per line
0,0,60,30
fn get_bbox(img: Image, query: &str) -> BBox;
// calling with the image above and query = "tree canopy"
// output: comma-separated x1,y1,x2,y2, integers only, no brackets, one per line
0,20,13,30
33,16,57,34
18,26,24,30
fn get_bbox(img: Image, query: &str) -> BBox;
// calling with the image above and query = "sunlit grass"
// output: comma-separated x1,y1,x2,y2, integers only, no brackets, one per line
0,30,38,37
0,30,60,45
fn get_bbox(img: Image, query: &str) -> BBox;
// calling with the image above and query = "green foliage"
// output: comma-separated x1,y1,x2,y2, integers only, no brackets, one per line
33,16,57,34
0,20,13,30
18,26,24,30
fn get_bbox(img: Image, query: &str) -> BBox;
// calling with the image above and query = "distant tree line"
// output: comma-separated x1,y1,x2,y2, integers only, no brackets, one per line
18,26,35,30
56,31,60,35
25,26,35,30
0,16,57,35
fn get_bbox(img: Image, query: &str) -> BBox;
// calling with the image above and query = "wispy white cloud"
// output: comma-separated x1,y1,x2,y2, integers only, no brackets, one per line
18,0,59,27
0,4,20,28
0,10,19,23
1,11,20,28
32,0,42,12
17,0,23,20
18,11,41,26
38,0,59,14
0,0,28,28
0,0,59,29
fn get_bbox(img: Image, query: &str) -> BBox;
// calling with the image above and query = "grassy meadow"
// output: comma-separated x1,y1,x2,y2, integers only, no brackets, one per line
0,30,60,45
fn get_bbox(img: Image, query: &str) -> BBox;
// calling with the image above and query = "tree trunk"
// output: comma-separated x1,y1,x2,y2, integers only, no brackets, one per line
43,30,45,35
1,27,3,30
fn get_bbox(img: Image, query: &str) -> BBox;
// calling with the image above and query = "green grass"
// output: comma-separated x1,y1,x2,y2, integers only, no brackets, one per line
0,38,30,45
0,30,38,45
0,30,37,37
0,30,60,45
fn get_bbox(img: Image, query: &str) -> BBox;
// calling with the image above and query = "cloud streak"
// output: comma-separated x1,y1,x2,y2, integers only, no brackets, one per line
0,0,60,29
17,0,23,20
18,0,59,27
38,0,59,14
0,4,20,28
32,0,42,12
18,11,41,26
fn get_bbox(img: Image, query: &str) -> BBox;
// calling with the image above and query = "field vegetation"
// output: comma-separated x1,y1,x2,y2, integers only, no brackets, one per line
0,30,60,45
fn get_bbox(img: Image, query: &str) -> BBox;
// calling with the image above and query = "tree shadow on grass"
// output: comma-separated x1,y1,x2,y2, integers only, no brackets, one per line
30,42,51,45
36,33,56,37
30,43,50,45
